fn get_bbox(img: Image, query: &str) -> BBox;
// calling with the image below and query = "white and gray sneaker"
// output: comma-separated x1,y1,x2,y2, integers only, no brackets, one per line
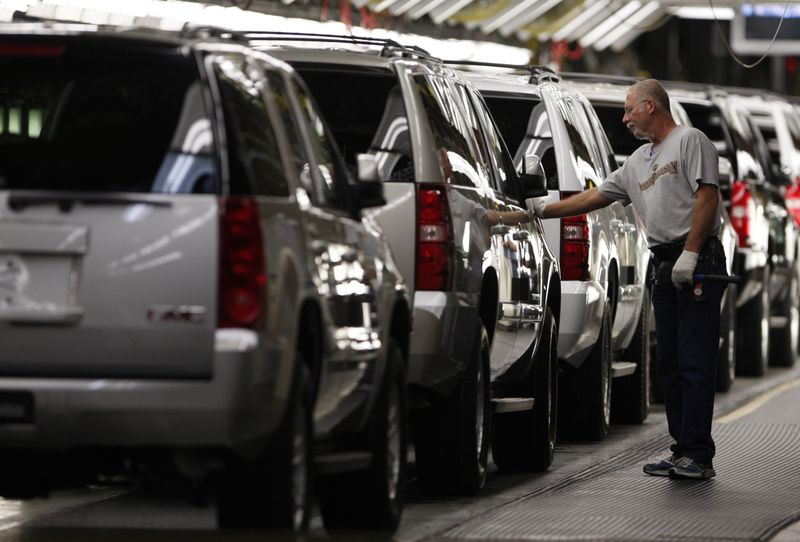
669,456,716,480
643,453,680,477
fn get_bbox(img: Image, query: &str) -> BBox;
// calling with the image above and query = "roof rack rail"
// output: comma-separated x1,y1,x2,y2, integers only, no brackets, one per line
442,60,560,84
559,71,641,86
180,24,248,42
237,30,435,60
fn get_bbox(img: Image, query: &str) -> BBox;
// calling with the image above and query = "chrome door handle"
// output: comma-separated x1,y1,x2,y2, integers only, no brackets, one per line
491,224,511,235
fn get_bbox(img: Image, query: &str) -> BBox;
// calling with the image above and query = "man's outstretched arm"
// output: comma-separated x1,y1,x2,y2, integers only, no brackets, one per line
538,187,614,219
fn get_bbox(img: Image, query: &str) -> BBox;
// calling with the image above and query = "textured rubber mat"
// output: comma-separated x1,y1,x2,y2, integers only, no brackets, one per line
440,381,800,542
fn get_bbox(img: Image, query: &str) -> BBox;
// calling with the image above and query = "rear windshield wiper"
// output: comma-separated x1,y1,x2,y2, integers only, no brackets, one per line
7,192,173,213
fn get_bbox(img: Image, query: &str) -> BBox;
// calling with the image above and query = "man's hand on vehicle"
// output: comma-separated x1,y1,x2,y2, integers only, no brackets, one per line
672,250,699,288
525,197,547,220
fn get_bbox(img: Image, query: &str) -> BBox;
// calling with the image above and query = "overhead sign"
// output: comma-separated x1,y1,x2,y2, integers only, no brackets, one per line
731,3,800,55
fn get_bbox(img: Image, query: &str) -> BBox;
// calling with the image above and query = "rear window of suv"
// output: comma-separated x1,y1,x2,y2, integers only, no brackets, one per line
0,42,216,194
296,66,415,183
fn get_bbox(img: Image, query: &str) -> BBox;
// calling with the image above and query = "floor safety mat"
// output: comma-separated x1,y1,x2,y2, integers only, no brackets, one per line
439,380,800,542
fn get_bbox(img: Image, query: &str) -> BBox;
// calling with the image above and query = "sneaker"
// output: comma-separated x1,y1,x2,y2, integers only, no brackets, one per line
669,456,716,480
643,453,680,477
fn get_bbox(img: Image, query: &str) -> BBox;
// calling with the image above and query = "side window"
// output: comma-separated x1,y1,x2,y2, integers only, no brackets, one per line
413,74,483,189
556,97,601,189
290,77,351,209
266,73,310,184
580,100,618,176
214,54,289,196
467,90,518,197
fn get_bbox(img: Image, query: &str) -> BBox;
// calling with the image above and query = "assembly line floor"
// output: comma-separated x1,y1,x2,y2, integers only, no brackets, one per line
1,363,799,542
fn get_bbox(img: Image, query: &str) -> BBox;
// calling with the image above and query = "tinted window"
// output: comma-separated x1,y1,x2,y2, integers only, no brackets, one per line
580,101,618,175
297,67,414,183
215,55,289,197
413,74,482,188
266,72,310,187
0,44,216,193
467,90,518,197
592,103,642,159
557,97,601,189
291,79,351,209
483,96,559,189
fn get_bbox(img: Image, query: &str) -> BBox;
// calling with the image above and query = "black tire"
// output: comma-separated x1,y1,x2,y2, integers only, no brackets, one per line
736,268,770,376
413,324,491,496
612,288,651,424
318,339,407,532
216,362,311,531
716,284,737,392
492,307,558,472
559,306,612,441
769,271,798,368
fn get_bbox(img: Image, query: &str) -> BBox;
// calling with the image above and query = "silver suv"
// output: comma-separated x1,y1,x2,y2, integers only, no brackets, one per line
264,36,561,486
0,25,411,533
465,66,651,439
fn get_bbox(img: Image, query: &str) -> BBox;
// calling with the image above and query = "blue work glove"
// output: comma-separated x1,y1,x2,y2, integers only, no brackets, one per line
671,250,699,288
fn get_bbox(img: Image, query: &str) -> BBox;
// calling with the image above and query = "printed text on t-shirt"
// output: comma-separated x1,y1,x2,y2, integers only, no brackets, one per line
639,160,677,192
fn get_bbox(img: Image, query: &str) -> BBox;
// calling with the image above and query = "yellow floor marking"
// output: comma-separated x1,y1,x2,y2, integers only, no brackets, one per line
716,378,800,424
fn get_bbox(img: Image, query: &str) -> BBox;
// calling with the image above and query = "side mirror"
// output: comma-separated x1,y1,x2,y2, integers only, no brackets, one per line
354,154,386,209
718,156,733,204
519,154,547,198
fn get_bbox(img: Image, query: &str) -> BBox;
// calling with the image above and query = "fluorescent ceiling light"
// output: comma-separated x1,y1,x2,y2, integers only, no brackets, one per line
551,0,609,42
499,0,562,36
580,0,642,48
373,0,400,12
595,0,662,51
481,0,542,34
430,0,474,24
407,0,449,19
670,6,734,20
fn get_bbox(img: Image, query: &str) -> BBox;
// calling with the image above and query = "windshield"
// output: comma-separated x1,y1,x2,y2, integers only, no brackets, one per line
0,42,216,193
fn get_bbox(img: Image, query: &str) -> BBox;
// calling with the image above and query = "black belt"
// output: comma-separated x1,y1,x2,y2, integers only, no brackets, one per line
649,237,718,262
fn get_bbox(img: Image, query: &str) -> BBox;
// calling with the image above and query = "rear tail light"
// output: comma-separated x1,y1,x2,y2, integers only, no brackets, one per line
560,191,590,281
785,178,800,227
218,197,266,328
416,185,454,291
730,180,754,248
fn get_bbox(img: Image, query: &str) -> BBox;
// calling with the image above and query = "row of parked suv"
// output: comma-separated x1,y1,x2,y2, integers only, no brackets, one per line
0,23,798,534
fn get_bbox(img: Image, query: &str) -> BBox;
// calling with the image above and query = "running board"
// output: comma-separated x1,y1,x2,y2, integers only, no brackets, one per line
492,397,534,413
611,361,637,378
770,316,789,329
314,452,372,475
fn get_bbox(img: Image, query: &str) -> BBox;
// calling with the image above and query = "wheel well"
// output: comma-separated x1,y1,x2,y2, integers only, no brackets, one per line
389,300,411,363
298,301,323,402
607,260,619,322
479,270,499,343
548,273,562,328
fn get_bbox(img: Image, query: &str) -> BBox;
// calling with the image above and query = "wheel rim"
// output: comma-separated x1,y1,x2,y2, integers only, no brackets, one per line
291,402,308,530
386,381,401,503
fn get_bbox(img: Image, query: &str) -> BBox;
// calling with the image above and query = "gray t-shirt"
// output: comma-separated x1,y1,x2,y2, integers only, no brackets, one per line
597,125,720,247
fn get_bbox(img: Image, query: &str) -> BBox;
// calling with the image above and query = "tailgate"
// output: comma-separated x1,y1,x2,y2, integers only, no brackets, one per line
0,193,218,379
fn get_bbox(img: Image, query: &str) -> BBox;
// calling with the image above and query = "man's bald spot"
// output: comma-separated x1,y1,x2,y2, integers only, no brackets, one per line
630,79,671,113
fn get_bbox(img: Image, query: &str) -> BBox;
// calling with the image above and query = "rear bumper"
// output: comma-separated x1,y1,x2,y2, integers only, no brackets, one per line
408,291,479,398
0,329,286,454
557,280,606,367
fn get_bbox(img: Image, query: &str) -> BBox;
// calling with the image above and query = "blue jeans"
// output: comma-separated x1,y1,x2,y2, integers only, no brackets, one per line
651,237,726,464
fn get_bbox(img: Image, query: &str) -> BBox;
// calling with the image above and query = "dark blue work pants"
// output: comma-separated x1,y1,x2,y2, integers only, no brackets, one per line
651,238,726,465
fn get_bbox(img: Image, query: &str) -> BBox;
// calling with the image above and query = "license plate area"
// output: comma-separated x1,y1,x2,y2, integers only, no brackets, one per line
0,392,34,424
0,253,77,311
